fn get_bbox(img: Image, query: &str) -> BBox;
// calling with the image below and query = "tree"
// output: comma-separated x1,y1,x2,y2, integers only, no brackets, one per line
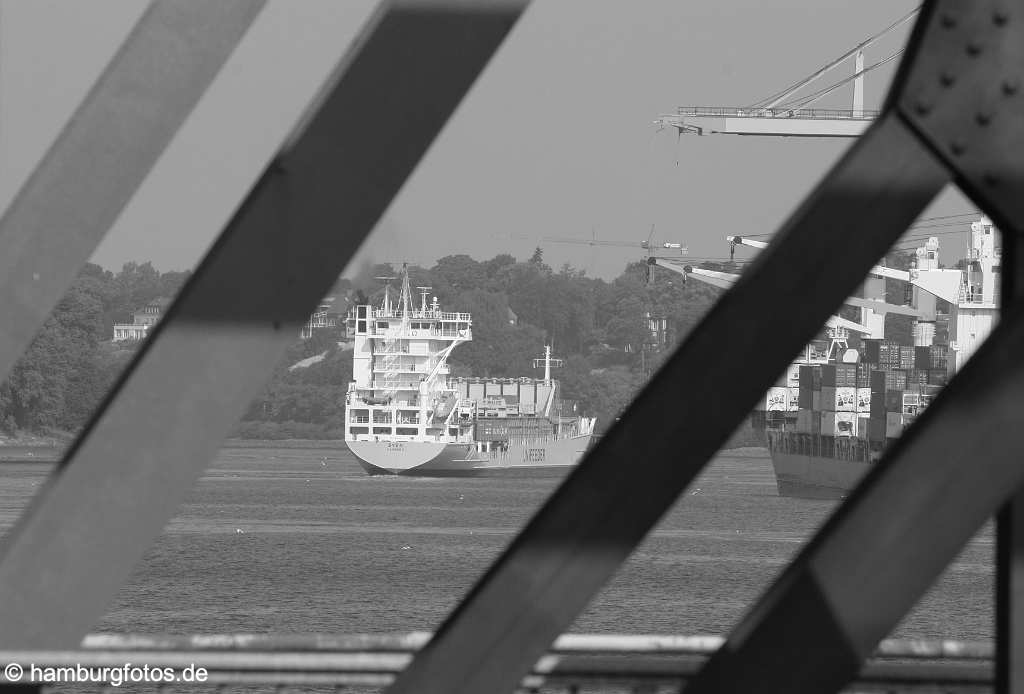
530,246,544,264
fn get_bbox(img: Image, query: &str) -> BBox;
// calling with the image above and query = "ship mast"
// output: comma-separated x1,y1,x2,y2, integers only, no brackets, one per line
533,345,564,387
374,273,396,314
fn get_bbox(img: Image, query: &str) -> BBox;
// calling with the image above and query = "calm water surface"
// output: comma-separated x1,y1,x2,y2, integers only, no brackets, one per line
0,446,993,640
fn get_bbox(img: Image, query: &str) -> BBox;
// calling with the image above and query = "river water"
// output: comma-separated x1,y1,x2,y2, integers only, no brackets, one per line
0,445,993,640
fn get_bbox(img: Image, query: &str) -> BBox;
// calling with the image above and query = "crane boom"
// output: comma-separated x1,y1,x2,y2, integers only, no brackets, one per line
728,235,915,282
656,10,916,137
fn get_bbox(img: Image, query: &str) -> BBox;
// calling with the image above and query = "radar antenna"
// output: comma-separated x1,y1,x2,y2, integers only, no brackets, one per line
532,345,564,386
416,286,433,314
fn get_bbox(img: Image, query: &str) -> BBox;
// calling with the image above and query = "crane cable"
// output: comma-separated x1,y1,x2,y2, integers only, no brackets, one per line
775,48,904,112
747,6,920,110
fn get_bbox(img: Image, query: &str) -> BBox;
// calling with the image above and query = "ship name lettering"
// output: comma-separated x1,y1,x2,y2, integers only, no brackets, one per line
387,442,405,452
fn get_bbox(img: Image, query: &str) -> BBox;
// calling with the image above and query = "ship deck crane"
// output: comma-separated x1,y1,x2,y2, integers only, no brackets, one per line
656,9,917,138
664,229,967,345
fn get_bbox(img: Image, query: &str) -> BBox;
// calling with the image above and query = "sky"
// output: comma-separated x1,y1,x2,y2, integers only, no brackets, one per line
0,0,977,281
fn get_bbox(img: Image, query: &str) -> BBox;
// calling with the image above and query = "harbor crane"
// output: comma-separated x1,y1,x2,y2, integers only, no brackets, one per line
655,8,917,138
657,225,988,364
652,7,990,362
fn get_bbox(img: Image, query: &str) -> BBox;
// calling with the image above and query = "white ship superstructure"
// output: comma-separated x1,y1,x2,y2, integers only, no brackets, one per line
345,268,473,445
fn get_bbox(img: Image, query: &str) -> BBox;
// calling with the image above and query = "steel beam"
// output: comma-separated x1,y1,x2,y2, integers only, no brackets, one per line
998,493,1024,694
680,2,1024,693
0,0,266,382
0,0,526,648
682,295,1024,694
388,113,949,694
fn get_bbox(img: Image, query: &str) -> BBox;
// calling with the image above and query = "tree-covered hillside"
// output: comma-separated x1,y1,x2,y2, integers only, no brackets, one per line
6,247,919,444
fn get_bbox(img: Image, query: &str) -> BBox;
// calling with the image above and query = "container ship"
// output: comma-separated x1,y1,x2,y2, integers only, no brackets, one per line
755,217,1000,498
651,217,999,499
343,266,595,476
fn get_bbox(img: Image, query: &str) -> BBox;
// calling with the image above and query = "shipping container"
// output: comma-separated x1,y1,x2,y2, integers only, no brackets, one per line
798,389,812,409
857,415,870,439
795,409,816,434
886,412,904,438
821,411,857,437
862,340,880,364
870,400,886,419
821,386,856,412
811,390,821,411
766,387,788,412
927,368,948,386
787,387,801,411
786,364,802,387
915,344,949,370
856,388,872,411
884,390,903,411
884,370,908,391
870,370,887,393
868,417,887,442
822,363,857,388
799,365,816,390
899,346,915,369
821,365,836,387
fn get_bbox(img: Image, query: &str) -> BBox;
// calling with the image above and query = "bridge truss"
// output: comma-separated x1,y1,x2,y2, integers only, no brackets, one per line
0,1,1019,693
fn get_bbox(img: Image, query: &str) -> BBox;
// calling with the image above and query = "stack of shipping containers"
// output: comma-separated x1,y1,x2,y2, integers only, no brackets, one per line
781,339,951,447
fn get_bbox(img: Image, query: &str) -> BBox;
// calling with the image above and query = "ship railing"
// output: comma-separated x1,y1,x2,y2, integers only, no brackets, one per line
1,633,987,692
370,308,472,322
677,105,881,120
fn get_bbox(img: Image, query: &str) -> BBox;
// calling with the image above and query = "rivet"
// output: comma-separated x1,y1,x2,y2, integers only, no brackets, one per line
940,13,957,28
983,172,999,187
940,71,956,87
994,10,1009,25
1004,79,1020,95
975,111,993,126
914,100,932,116
950,140,966,156
966,42,982,56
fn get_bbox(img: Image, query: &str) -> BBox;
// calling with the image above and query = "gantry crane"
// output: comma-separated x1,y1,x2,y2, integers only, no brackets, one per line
655,9,917,138
652,231,966,349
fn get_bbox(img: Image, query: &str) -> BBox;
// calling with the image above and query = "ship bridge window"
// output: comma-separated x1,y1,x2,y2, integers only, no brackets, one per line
377,321,389,330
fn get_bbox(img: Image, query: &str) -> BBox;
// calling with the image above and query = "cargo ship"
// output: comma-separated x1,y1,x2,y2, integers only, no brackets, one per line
343,266,596,476
754,217,1000,498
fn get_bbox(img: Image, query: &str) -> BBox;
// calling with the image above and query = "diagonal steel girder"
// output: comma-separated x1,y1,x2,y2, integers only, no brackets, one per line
0,0,266,383
389,1,1024,691
684,2,1024,693
0,0,527,648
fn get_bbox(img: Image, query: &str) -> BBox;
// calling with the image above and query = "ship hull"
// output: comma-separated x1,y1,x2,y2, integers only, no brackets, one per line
770,450,870,500
347,435,592,477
